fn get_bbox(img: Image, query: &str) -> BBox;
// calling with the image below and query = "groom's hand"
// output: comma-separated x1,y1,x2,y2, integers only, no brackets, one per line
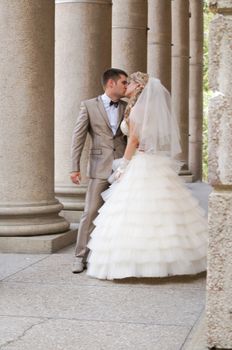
70,171,81,185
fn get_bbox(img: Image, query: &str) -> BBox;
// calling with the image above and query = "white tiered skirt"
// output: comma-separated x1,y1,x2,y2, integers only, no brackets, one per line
87,152,208,280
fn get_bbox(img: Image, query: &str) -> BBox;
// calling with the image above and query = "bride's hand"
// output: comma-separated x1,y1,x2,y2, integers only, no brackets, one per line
114,157,130,182
114,169,124,182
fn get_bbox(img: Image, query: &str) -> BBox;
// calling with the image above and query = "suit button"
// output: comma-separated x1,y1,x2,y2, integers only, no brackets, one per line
113,148,116,151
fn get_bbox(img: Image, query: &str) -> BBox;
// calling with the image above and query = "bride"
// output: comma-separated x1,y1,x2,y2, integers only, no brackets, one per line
87,72,207,280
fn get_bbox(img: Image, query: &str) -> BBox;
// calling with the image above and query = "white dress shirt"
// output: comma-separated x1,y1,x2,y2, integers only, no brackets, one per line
101,93,119,135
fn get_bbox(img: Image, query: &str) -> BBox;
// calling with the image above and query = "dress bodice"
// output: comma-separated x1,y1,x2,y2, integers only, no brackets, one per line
120,119,129,136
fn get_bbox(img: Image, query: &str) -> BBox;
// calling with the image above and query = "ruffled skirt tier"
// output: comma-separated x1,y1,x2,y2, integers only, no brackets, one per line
87,153,208,280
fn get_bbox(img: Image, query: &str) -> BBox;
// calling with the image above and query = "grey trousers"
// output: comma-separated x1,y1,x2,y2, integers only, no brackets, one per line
74,178,109,260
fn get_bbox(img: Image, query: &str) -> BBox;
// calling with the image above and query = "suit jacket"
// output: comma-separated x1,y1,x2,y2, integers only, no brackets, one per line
71,95,127,179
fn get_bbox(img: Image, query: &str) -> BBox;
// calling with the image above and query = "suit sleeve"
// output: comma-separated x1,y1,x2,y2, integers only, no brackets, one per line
71,101,90,172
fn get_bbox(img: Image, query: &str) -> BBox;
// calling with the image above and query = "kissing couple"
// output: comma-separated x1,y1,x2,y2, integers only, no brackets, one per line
70,68,207,280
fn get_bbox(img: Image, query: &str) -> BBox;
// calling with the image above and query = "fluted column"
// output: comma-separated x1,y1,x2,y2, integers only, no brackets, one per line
0,0,69,238
112,0,148,74
55,0,112,223
147,0,171,92
189,0,203,181
207,1,232,348
171,0,190,173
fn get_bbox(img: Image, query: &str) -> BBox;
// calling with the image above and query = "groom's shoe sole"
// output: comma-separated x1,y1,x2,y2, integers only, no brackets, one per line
72,264,87,274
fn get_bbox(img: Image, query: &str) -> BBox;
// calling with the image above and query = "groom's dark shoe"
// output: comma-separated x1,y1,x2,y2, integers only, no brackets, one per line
72,257,87,274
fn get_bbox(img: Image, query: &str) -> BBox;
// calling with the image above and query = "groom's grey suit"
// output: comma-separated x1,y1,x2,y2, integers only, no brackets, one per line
71,95,127,259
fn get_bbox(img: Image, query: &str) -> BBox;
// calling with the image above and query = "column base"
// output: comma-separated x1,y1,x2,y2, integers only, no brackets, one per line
55,185,87,223
179,174,194,182
0,199,70,236
60,209,83,224
179,169,194,183
0,229,77,254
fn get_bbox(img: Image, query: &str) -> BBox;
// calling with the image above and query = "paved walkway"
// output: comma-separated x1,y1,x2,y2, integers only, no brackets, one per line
0,183,211,350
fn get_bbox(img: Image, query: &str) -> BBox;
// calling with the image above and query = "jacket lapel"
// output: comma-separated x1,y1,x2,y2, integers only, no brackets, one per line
96,96,112,131
118,102,124,127
116,101,126,132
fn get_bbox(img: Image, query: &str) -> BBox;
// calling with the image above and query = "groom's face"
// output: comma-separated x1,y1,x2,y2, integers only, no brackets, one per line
112,74,128,98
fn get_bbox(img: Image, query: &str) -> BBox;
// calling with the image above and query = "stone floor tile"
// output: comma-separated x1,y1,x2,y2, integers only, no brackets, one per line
186,182,212,213
0,315,43,347
0,317,191,350
0,282,204,327
0,182,211,350
0,254,48,281
182,313,207,350
5,253,206,290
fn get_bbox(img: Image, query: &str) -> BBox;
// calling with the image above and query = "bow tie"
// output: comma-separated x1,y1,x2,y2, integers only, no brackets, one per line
109,100,119,108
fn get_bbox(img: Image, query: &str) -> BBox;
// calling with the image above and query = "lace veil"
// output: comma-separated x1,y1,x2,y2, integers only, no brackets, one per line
129,75,181,159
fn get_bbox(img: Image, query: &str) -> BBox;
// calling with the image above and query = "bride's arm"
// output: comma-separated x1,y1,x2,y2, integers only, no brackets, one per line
112,121,139,182
123,121,139,161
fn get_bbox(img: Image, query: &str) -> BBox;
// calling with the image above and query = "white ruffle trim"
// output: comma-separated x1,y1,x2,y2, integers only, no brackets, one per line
87,153,208,280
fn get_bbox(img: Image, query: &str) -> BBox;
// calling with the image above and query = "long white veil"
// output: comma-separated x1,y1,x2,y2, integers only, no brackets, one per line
129,77,181,159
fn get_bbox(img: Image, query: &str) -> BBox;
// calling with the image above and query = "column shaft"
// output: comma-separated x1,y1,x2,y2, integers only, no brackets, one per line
147,0,171,92
55,0,112,222
0,0,69,236
189,0,203,181
171,0,190,172
112,0,148,74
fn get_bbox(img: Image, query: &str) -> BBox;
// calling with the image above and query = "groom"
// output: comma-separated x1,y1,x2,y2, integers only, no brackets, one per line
70,68,128,273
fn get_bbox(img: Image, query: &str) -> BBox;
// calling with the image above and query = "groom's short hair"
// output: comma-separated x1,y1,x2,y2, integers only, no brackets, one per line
101,68,128,87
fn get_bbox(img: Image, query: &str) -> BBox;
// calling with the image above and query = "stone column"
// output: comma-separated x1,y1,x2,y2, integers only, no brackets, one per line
112,0,148,75
171,0,191,174
147,0,171,92
207,1,232,348
0,1,70,244
189,0,203,181
55,0,112,223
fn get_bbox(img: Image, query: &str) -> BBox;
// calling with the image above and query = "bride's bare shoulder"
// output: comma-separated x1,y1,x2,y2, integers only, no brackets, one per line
120,119,129,136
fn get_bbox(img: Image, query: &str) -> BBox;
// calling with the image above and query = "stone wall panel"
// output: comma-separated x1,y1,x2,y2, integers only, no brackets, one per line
207,2,232,348
207,190,232,348
210,0,232,11
209,15,232,94
208,94,232,185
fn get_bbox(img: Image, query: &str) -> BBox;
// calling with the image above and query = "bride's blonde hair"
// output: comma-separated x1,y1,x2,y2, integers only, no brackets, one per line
124,72,149,122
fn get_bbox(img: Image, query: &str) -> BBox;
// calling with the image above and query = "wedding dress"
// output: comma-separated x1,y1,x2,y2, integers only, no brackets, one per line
87,79,207,280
